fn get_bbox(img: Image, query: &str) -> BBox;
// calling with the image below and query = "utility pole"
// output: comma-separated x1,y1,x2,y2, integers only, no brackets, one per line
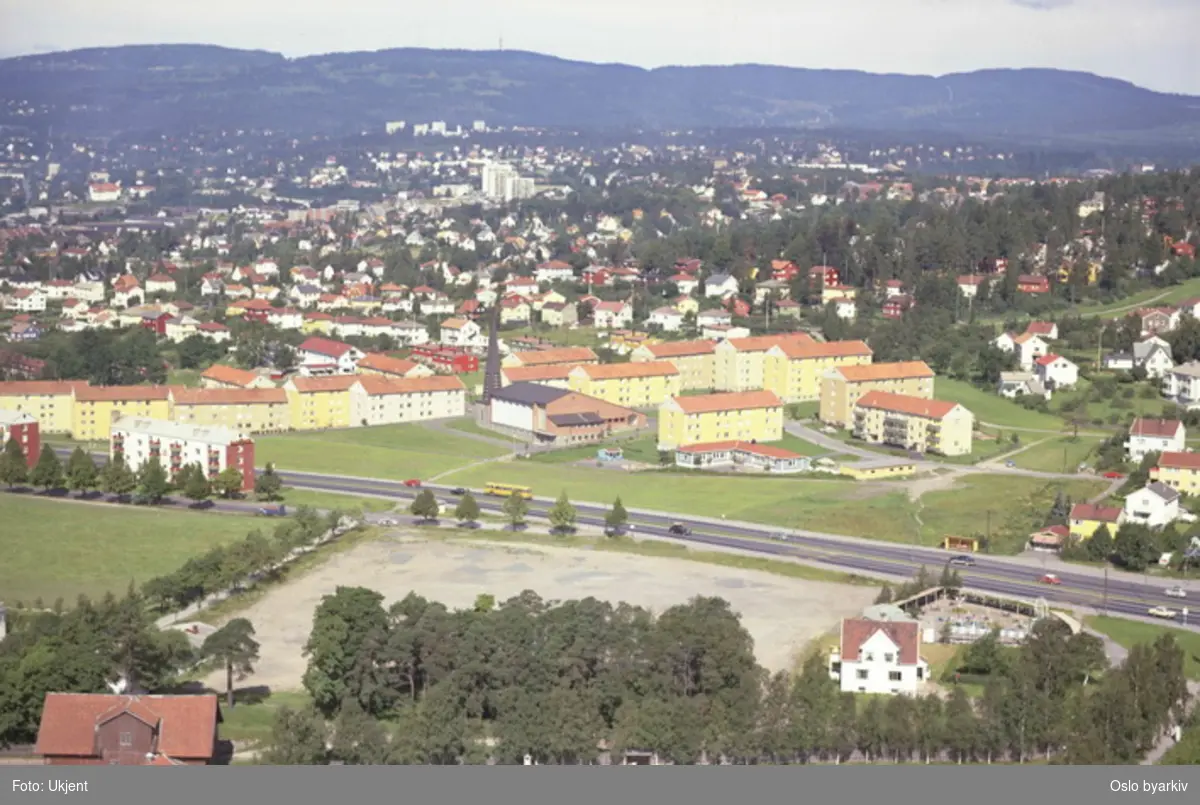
1102,565,1109,615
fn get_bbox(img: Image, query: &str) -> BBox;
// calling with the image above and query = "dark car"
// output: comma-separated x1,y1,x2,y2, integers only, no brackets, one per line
450,487,468,495
948,555,975,567
668,523,691,535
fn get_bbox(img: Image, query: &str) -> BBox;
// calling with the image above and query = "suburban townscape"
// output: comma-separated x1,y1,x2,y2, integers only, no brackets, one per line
2,33,1200,771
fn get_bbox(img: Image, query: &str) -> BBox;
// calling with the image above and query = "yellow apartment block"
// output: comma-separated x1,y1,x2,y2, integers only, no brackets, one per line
0,380,89,433
568,361,681,409
630,340,717,390
284,375,357,430
350,375,468,427
1150,451,1200,496
762,339,874,402
851,391,974,457
713,332,816,392
73,386,172,441
819,360,935,427
657,389,783,450
171,387,291,433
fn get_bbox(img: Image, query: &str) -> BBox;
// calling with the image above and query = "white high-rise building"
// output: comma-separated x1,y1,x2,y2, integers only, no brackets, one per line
473,120,487,132
430,121,447,135
481,162,535,202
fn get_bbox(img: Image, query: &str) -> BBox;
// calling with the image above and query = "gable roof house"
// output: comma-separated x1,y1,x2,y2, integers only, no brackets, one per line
35,693,222,766
828,618,928,696
1123,482,1182,530
1126,417,1186,462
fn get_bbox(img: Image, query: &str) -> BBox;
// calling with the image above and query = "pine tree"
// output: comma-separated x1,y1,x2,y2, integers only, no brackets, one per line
213,467,244,499
0,435,28,488
454,491,480,525
184,463,212,506
137,457,170,504
255,462,283,501
409,489,440,522
29,443,64,491
547,490,576,534
102,454,138,498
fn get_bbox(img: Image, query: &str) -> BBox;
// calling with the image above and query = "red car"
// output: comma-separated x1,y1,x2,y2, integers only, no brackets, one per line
1102,471,1125,480
1039,573,1062,585
403,479,422,488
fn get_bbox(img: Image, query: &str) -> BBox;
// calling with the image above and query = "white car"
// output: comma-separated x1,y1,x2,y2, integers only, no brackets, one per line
1165,586,1187,599
1148,606,1178,619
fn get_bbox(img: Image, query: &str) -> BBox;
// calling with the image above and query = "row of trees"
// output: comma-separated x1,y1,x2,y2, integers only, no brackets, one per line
262,584,1189,765
408,488,629,536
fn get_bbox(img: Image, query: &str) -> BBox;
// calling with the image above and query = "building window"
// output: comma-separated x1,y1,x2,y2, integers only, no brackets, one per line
889,671,902,682
884,653,894,663
120,732,132,746
855,669,869,680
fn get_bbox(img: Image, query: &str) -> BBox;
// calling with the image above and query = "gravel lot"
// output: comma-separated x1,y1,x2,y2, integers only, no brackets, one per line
209,533,875,692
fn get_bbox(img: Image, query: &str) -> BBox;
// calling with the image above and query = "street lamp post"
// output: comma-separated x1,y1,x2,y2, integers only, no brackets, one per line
1102,565,1109,615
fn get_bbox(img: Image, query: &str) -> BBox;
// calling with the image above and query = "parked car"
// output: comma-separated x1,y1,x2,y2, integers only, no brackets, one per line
1149,606,1178,619
450,487,468,495
668,523,691,536
403,479,422,488
1102,471,1125,480
375,516,399,526
1039,573,1062,585
948,555,976,567
1005,460,1016,468
772,532,791,541
257,505,287,517
1165,586,1188,599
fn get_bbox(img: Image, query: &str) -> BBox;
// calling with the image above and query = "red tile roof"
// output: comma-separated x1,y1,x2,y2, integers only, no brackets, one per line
670,390,781,415
35,693,219,760
172,387,287,406
75,385,171,402
840,618,920,666
298,336,356,358
1025,321,1056,336
835,361,933,382
355,375,465,395
1034,353,1064,367
1157,451,1200,470
1130,417,1182,439
0,380,88,396
640,340,717,358
855,390,961,420
1069,502,1123,523
502,364,574,383
200,364,261,388
357,353,422,377
573,361,679,380
509,346,598,367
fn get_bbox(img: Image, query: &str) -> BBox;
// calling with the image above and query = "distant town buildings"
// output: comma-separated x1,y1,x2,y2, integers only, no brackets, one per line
481,161,536,201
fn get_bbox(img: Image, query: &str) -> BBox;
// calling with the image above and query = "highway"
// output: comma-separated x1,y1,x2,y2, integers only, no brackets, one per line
49,447,1199,628
275,468,1200,628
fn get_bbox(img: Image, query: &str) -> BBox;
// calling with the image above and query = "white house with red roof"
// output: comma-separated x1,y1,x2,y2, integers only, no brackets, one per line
297,336,364,376
1034,353,1078,390
1024,321,1058,340
88,182,121,203
994,331,1049,370
593,300,633,329
146,273,177,296
829,618,928,696
1126,417,1186,462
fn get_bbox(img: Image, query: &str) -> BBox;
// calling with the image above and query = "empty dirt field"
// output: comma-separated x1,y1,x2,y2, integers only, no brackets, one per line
213,533,876,692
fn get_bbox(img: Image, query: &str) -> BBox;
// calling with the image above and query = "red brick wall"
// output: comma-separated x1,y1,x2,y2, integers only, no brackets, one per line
226,440,256,490
0,420,39,468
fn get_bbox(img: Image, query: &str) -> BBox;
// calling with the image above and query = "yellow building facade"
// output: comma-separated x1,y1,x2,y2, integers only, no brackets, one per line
284,376,357,430
819,360,935,427
630,340,716,390
1150,452,1200,496
171,388,291,433
762,339,874,402
851,391,973,457
714,333,816,392
1067,503,1125,540
0,380,87,433
568,362,681,409
657,390,783,449
72,386,172,441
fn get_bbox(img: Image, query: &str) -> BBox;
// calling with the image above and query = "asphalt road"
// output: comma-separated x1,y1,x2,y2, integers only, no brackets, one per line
51,448,1198,629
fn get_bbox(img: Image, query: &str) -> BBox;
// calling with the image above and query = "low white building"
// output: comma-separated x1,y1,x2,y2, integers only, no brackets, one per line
993,332,1049,370
1126,417,1186,462
649,307,684,332
829,618,928,696
1123,482,1182,529
1162,362,1200,407
110,415,255,491
4,288,47,312
297,336,363,376
439,317,483,349
593,301,633,329
997,371,1050,400
1034,353,1078,390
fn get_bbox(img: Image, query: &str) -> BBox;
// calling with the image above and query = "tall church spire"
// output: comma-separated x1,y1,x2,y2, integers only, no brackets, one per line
482,302,502,405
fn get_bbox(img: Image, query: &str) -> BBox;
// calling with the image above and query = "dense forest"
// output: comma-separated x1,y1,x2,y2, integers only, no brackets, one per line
256,586,1190,766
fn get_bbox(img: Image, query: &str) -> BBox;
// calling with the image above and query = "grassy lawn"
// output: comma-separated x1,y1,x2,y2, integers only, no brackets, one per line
218,690,313,745
935,378,1066,431
916,475,1109,552
1077,277,1200,320
257,423,508,480
1049,377,1166,429
1009,436,1105,473
167,368,202,387
0,493,256,605
786,401,821,420
277,487,394,513
443,416,507,441
1084,615,1200,681
532,435,662,465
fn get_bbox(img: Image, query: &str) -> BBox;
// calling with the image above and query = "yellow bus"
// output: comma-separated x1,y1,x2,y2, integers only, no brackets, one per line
484,482,533,499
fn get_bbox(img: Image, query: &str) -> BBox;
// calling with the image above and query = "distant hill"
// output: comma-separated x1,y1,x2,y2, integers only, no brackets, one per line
3,44,1200,143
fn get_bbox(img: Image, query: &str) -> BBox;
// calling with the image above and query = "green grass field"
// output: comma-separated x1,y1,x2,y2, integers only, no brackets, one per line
1048,378,1167,429
277,487,394,513
1078,277,1200,320
1084,615,1200,681
443,417,507,441
0,494,256,605
934,378,1066,431
1009,436,1104,473
167,368,202,387
218,690,313,745
531,432,832,467
257,423,508,480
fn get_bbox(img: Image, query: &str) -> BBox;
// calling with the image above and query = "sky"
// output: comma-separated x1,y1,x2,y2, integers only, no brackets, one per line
3,0,1199,94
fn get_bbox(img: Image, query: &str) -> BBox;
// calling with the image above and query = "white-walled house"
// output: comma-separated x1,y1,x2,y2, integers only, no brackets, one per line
993,331,1049,370
1123,482,1182,529
1162,362,1200,406
1034,353,1078,390
649,307,685,332
829,618,928,696
297,336,364,376
1126,418,1186,462
439,317,483,348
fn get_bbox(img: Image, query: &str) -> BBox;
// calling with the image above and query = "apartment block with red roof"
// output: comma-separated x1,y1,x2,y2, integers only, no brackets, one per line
1151,451,1200,497
852,391,974,456
35,693,222,766
658,389,784,449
